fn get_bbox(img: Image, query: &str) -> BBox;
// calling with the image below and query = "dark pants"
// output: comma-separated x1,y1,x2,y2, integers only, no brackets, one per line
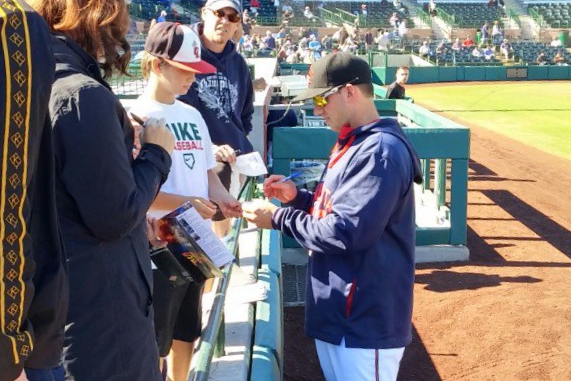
26,365,65,381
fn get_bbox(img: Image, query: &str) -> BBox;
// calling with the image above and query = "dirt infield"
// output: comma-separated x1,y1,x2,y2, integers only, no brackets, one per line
283,104,571,380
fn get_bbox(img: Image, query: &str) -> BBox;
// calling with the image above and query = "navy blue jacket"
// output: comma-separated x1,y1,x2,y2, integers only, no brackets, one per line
272,118,422,349
179,23,254,154
49,34,170,380
0,2,68,380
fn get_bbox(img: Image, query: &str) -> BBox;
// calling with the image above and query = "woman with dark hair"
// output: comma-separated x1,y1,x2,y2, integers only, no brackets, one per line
27,0,175,380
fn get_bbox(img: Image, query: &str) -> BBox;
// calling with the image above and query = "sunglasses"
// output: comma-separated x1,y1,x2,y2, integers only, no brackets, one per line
312,78,360,107
207,8,241,23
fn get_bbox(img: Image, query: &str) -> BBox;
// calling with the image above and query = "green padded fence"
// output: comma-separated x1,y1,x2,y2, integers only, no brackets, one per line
371,65,571,85
251,268,283,381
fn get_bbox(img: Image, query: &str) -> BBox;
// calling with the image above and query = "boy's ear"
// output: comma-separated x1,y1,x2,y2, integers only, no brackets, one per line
151,57,163,75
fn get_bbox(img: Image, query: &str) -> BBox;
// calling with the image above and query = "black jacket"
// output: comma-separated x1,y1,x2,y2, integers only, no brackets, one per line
49,34,170,380
0,2,67,380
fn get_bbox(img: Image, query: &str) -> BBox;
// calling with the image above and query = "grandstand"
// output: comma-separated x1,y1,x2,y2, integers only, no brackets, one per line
529,1,571,28
124,0,571,72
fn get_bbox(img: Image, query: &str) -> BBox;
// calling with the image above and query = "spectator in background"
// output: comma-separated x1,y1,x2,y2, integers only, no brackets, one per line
308,34,322,59
0,2,68,381
551,36,562,48
492,20,503,40
429,0,437,16
389,12,400,30
419,40,431,58
386,66,410,99
158,9,167,22
394,0,406,14
463,35,475,48
298,26,309,40
282,2,294,21
263,30,276,51
29,0,175,380
304,6,318,22
500,38,512,59
361,3,368,16
242,17,252,35
341,36,357,53
536,50,548,65
481,21,489,42
452,37,462,51
376,28,390,51
472,46,482,58
553,50,567,65
398,18,408,39
436,40,447,56
250,0,259,15
322,34,333,51
242,9,251,23
483,45,494,60
365,28,374,49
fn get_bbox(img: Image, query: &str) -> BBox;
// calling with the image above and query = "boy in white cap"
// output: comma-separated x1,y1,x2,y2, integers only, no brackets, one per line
130,21,242,381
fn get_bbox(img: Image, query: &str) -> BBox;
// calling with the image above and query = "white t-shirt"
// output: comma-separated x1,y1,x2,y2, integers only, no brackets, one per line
130,98,216,200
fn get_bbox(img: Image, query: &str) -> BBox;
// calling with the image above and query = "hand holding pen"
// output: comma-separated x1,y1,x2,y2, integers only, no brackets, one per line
130,113,175,156
263,173,300,204
213,144,240,164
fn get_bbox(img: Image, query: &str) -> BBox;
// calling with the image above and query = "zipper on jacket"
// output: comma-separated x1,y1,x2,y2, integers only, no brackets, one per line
346,279,357,317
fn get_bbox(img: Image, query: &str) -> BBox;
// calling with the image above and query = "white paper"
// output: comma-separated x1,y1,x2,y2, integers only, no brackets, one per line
233,151,268,177
175,206,234,268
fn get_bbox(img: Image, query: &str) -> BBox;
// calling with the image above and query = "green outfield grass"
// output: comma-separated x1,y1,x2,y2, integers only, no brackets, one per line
406,82,571,161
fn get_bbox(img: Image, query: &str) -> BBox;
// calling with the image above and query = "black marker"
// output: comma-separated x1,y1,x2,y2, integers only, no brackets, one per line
130,112,146,127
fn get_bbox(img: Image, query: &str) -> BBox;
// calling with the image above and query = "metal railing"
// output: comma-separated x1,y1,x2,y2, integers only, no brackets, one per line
335,7,358,25
189,177,257,381
436,8,456,27
320,8,342,25
509,8,522,28
417,7,432,28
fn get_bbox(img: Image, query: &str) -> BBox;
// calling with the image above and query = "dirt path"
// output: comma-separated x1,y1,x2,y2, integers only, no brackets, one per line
284,113,571,381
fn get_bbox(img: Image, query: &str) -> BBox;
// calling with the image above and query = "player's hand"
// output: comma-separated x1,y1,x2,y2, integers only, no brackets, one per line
140,117,175,155
189,197,218,220
263,175,298,204
213,144,237,164
242,200,278,229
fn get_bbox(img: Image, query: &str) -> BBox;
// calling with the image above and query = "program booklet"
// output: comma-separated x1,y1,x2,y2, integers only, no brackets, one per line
157,202,235,284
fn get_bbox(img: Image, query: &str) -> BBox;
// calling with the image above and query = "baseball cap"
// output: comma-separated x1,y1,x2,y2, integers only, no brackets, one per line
145,22,216,74
292,52,372,102
203,0,241,13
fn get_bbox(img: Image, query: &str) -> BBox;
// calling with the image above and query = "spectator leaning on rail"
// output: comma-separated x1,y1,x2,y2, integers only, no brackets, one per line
28,0,175,380
179,0,254,238
243,52,423,381
386,66,410,100
0,2,67,381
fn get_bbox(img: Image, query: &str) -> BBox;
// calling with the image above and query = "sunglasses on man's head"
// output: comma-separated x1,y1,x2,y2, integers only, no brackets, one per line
207,8,241,23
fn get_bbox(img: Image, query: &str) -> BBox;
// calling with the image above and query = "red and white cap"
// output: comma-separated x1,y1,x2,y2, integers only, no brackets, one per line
145,22,216,74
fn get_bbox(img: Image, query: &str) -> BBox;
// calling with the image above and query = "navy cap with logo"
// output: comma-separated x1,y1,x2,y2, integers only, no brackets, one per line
145,22,216,74
292,52,372,102
204,0,242,13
